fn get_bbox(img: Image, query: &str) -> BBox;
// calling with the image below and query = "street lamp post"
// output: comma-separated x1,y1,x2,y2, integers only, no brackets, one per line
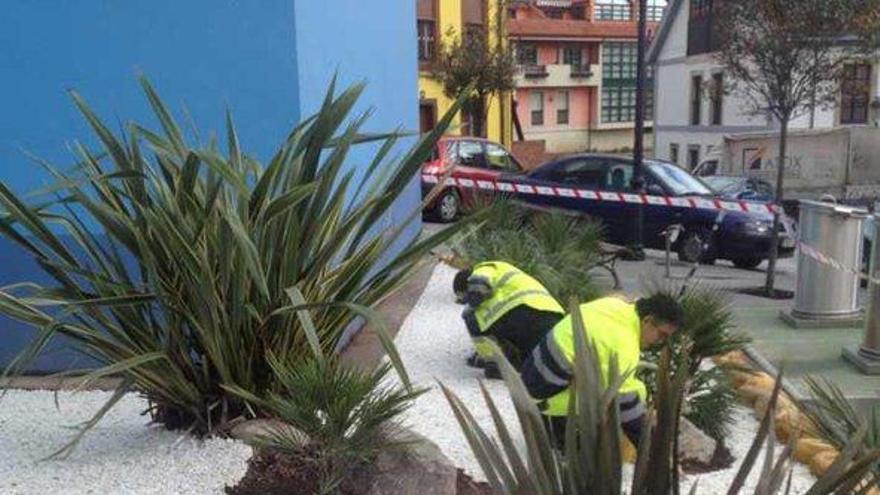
631,0,648,260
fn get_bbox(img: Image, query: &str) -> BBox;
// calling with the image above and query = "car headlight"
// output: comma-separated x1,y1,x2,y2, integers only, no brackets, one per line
740,220,772,234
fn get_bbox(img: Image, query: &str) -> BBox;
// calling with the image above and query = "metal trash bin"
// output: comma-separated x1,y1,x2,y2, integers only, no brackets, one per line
791,200,868,322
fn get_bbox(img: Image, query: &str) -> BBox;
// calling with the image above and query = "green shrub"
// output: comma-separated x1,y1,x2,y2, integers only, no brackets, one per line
453,198,605,303
0,76,473,456
227,355,424,495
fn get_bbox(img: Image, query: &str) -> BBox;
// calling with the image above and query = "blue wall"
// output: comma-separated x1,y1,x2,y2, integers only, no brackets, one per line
0,0,421,371
294,0,423,250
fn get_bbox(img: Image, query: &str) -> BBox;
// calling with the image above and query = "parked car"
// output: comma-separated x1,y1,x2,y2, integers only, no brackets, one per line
509,155,796,269
703,175,775,202
420,136,524,222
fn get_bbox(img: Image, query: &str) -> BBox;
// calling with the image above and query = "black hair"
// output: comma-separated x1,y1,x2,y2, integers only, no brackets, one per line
453,267,473,296
635,293,685,328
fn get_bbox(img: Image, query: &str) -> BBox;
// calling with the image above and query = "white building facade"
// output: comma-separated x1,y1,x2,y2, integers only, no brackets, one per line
649,0,880,171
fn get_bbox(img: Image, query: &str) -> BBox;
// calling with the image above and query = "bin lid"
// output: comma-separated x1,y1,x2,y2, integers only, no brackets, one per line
799,199,869,218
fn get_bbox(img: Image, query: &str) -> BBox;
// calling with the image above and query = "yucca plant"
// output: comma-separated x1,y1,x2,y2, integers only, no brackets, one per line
454,198,605,303
799,376,880,486
443,304,880,494
225,353,424,495
0,76,475,456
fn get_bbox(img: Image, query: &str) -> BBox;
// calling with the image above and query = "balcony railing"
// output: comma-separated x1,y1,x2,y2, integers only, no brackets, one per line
570,64,593,78
521,64,549,78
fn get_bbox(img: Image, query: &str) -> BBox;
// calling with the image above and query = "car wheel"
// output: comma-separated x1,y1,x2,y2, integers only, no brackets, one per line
677,228,716,264
732,257,763,270
433,189,460,223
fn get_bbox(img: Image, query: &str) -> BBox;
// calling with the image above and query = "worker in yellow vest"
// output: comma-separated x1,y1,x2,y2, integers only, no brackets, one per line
453,261,565,379
520,294,684,448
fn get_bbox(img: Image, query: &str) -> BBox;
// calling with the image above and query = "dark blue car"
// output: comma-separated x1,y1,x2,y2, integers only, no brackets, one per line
702,175,775,202
506,155,795,269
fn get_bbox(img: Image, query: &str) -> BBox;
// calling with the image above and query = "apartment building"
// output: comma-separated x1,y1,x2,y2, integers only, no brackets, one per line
417,0,514,146
509,0,665,153
649,0,880,171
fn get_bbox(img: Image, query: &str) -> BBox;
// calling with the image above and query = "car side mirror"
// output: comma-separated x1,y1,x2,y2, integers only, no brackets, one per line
646,184,665,196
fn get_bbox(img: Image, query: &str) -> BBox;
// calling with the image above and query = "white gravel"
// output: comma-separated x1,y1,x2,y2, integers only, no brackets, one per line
393,263,817,493
0,390,252,495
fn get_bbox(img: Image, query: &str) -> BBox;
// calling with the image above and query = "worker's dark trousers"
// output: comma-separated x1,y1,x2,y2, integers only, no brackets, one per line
485,306,563,370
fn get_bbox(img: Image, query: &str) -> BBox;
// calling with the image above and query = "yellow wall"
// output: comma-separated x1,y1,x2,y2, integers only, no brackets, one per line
418,0,513,146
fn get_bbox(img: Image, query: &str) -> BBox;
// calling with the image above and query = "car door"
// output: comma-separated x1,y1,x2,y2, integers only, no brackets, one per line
524,157,634,245
600,159,641,246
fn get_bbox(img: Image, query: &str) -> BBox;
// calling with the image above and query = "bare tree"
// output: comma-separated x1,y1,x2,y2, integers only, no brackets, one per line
432,3,515,138
714,0,880,295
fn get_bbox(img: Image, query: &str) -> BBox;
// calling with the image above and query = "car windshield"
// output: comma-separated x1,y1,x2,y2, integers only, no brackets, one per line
647,161,713,196
702,176,744,194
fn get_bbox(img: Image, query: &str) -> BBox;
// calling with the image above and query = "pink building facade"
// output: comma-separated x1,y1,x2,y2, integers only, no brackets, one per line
509,0,664,153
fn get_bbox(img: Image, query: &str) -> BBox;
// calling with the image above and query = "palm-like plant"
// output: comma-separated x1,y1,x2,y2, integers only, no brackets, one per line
443,302,880,495
0,76,473,456
454,199,605,303
226,353,424,495
640,281,751,440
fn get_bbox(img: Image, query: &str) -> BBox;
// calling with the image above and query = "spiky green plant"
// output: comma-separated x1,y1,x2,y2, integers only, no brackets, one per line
454,198,605,303
443,306,880,494
226,353,424,495
639,281,750,440
799,376,880,487
0,76,476,456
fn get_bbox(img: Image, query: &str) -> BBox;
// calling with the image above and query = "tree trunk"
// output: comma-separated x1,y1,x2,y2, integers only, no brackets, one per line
472,96,486,138
764,115,789,294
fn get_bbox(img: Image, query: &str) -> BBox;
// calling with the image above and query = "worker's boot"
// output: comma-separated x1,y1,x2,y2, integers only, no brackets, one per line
483,361,502,380
466,352,487,369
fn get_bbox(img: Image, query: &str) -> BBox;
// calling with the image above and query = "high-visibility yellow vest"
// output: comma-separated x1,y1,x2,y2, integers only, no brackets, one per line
470,261,564,332
468,261,564,360
542,297,646,417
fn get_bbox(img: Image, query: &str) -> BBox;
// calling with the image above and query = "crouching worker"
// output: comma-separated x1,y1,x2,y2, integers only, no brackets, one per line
453,261,565,379
520,294,684,449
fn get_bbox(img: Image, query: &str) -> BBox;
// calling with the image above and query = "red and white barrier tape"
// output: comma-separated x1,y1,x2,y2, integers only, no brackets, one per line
797,241,880,285
422,174,780,215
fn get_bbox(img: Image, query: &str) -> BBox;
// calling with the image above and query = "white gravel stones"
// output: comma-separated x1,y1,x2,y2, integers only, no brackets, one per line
393,263,817,492
0,389,252,495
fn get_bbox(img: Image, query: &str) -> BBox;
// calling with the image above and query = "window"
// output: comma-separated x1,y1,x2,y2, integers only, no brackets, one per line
606,163,634,191
841,63,871,125
594,0,632,21
690,74,703,126
562,45,583,67
417,20,436,62
517,42,538,65
687,145,701,171
710,72,723,125
669,143,680,164
602,42,638,123
485,144,522,172
544,158,607,188
647,0,667,22
531,92,544,126
456,141,487,168
557,91,570,125
687,0,717,56
648,161,713,195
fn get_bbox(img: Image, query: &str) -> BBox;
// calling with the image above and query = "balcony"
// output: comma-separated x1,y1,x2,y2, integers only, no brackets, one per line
569,64,593,78
515,63,601,88
521,64,549,78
